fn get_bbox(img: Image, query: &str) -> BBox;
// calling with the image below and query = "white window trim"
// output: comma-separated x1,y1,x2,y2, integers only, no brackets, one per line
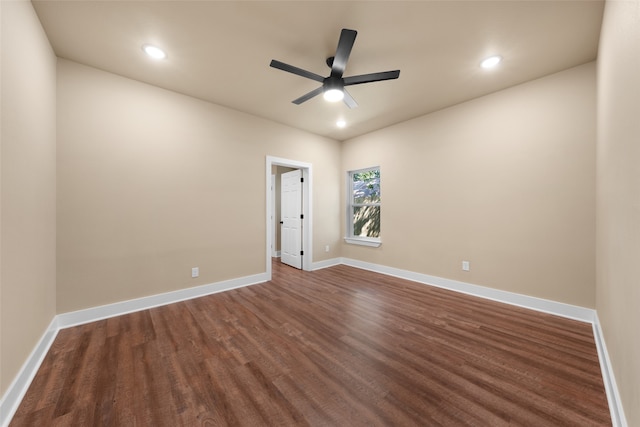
344,236,382,247
345,166,381,247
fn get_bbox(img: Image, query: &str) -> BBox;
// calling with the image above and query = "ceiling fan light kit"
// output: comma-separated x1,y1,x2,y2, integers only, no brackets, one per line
324,89,344,102
270,28,400,109
323,79,345,102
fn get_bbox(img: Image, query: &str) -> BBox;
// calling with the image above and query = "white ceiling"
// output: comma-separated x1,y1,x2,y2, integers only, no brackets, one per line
32,1,604,141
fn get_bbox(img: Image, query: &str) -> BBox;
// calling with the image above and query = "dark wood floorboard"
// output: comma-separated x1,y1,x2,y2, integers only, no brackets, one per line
10,260,611,426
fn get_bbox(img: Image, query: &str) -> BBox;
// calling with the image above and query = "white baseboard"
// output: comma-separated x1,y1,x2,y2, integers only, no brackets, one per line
593,314,628,427
341,257,595,323
310,257,342,270
57,272,269,329
1,260,627,427
0,317,59,427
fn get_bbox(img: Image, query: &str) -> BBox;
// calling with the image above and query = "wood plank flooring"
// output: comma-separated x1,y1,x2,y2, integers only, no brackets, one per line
10,260,611,426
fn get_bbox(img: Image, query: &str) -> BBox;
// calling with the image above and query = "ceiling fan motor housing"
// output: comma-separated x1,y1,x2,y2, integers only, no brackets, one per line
323,77,344,92
269,28,400,108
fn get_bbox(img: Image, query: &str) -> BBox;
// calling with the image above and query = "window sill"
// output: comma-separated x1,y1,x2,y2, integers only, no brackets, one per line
344,237,382,248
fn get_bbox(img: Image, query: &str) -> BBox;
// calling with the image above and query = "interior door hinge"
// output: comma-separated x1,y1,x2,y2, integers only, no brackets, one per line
300,177,304,183
300,214,304,219
300,250,304,256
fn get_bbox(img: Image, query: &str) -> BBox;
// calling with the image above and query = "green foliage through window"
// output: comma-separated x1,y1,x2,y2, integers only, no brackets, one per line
349,168,380,238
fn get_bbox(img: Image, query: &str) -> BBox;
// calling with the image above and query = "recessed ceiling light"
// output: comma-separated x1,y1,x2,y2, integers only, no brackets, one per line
142,44,167,60
336,120,346,128
481,55,502,69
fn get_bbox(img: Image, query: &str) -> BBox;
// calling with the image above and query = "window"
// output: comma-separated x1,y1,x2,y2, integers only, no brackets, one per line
346,167,381,247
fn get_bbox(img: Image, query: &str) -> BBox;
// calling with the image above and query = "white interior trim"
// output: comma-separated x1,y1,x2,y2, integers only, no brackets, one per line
593,314,628,427
339,257,595,323
271,174,277,257
57,272,268,329
266,156,313,280
1,257,626,427
344,237,382,247
0,317,59,427
310,257,342,270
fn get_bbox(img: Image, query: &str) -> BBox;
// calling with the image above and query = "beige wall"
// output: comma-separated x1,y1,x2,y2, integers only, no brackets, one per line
0,0,57,396
597,0,640,424
56,59,341,313
5,5,637,421
342,63,596,308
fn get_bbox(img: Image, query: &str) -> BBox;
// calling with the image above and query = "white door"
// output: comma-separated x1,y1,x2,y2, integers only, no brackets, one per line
280,169,302,269
271,174,277,257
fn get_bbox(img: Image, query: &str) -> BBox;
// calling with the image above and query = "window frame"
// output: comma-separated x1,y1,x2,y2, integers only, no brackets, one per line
345,166,382,247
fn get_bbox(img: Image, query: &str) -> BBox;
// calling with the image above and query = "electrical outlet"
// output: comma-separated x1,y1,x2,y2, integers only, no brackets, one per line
462,261,470,271
191,267,199,278
325,245,330,253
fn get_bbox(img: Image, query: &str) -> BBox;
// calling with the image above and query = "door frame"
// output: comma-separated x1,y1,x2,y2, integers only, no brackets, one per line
271,173,277,257
265,156,312,280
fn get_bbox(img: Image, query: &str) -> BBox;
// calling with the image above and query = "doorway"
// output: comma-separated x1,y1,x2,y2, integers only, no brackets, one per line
266,156,312,280
280,169,303,269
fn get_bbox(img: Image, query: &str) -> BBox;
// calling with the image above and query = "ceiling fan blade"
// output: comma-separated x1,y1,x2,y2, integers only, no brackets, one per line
292,86,324,105
331,29,357,79
342,89,358,109
343,70,401,86
270,60,325,83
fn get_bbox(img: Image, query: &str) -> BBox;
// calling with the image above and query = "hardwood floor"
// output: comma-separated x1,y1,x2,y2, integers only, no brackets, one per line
10,260,611,426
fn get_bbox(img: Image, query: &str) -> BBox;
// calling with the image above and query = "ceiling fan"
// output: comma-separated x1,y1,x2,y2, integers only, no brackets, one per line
270,28,400,109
